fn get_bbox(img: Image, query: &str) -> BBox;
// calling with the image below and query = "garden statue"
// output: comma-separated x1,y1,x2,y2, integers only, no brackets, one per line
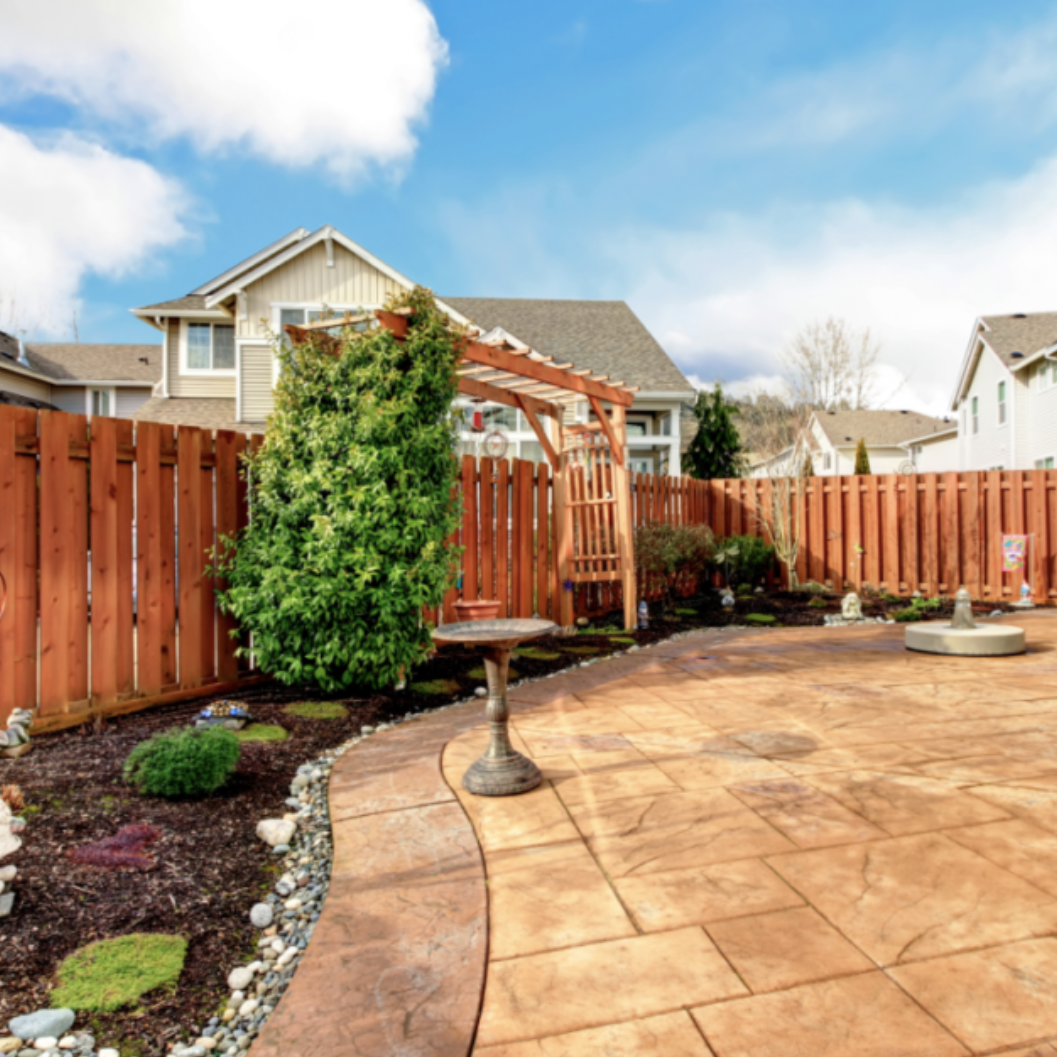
0,709,33,759
195,701,251,731
637,600,649,630
0,798,21,861
841,592,864,622
951,588,976,629
721,589,735,609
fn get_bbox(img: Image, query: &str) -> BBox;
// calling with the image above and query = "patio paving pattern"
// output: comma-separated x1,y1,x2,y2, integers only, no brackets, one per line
447,613,1057,1057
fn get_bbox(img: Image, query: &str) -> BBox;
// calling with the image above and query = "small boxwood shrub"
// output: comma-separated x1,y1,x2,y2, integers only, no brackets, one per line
745,612,778,625
714,535,776,587
123,727,240,798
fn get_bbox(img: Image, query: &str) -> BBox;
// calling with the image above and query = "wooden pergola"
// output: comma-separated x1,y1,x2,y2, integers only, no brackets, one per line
287,308,640,629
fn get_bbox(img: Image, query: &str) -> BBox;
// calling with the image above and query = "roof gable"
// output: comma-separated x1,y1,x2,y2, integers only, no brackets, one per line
812,408,951,448
190,227,310,297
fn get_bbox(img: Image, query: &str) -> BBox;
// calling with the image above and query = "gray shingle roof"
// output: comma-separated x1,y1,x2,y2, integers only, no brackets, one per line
979,312,1057,367
133,397,265,434
134,294,211,313
443,297,692,393
24,343,162,383
814,409,951,448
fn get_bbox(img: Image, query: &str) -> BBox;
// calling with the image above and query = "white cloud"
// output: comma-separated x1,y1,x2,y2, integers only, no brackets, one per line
0,125,189,336
620,155,1057,414
0,0,447,180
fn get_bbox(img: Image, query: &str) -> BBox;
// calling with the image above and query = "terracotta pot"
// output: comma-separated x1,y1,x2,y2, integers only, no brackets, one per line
453,599,502,622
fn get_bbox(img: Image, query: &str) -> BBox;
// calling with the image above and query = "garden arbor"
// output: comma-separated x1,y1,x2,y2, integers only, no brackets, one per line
288,308,640,630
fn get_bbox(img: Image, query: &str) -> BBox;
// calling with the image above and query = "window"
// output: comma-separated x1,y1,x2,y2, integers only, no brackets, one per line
823,452,832,471
626,421,649,437
519,440,544,464
998,380,1007,425
186,323,235,371
1037,456,1055,470
87,388,112,418
971,395,979,434
278,306,372,340
913,444,923,458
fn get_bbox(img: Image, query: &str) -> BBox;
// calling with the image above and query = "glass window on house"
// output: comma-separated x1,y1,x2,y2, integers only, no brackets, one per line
1036,456,1056,470
998,380,1007,425
187,323,235,370
626,420,649,436
519,440,544,464
971,395,979,434
89,389,111,417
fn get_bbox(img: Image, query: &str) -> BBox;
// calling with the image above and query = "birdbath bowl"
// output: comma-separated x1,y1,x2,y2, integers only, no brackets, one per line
432,618,557,796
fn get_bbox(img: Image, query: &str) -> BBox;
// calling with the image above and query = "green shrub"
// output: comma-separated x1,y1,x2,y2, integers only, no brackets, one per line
634,522,714,606
51,934,187,1012
745,613,777,625
284,701,349,720
807,597,828,609
893,607,923,622
234,723,288,743
214,287,463,692
123,727,240,798
714,535,776,587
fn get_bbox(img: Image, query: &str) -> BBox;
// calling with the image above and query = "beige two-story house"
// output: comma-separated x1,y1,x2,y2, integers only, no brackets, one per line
131,225,695,475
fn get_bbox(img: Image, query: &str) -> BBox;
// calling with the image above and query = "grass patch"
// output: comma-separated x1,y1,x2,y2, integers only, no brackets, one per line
609,636,637,645
561,645,601,655
283,701,349,720
410,678,461,696
514,647,561,661
745,613,778,625
234,723,288,743
468,666,519,681
51,933,187,1013
674,608,699,617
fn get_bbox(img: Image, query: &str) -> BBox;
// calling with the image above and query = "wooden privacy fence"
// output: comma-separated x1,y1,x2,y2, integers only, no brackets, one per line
444,461,1057,621
0,405,262,731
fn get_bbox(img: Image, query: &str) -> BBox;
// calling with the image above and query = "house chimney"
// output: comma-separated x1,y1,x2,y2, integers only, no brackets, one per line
17,337,30,369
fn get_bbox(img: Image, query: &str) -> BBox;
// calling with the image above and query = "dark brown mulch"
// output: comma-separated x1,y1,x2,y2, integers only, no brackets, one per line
0,591,1026,1052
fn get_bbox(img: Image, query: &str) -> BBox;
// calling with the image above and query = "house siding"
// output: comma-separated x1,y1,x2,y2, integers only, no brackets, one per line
51,387,86,414
241,345,274,422
909,434,958,473
958,345,1011,470
116,388,153,419
1023,359,1057,466
240,242,405,339
0,365,52,403
167,318,237,398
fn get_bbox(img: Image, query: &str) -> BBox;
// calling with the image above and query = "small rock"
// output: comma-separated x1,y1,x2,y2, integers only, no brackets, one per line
31,1043,57,1054
98,1051,120,1057
474,687,487,698
276,947,297,968
0,893,14,918
0,866,15,883
220,1011,235,1023
0,1040,19,1055
249,903,273,928
237,999,258,1018
56,1040,76,1051
7,1016,75,1046
283,898,301,911
195,1039,217,1051
256,819,296,848
270,939,285,954
227,967,254,991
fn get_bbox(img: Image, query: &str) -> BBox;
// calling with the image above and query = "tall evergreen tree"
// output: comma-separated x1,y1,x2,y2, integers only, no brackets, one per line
853,438,871,475
686,383,744,480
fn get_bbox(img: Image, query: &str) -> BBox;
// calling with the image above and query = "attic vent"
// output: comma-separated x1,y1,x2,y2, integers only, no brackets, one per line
1013,313,1028,318
900,410,908,414
844,436,852,441
1011,351,1024,358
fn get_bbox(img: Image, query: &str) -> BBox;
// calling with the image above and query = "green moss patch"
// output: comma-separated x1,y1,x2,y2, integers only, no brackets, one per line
674,608,698,617
283,701,349,720
468,666,519,681
514,647,561,661
745,613,778,625
51,933,187,1013
561,645,601,655
610,636,637,645
234,723,289,743
410,678,461,696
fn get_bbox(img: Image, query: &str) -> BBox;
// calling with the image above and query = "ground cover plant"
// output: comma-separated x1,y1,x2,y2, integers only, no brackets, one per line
215,286,463,693
283,702,348,720
234,724,289,743
123,727,240,798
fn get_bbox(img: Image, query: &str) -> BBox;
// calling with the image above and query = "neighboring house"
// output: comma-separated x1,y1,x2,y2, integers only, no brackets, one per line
0,329,159,418
951,313,1057,471
751,408,953,477
130,225,695,474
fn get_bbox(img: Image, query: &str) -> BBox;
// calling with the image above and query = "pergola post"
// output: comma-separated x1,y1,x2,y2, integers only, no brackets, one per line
610,404,637,630
552,413,575,628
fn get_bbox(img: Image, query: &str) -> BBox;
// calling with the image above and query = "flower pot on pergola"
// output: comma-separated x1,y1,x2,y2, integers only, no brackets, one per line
286,308,640,630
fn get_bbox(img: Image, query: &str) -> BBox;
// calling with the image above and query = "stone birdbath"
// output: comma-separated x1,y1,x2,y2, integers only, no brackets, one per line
432,618,556,796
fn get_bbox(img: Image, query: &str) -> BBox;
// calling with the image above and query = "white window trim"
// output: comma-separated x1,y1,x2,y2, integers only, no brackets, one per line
85,387,116,419
180,319,237,377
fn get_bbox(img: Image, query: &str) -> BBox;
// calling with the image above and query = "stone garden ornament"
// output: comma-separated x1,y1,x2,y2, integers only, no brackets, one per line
841,592,864,622
0,708,33,759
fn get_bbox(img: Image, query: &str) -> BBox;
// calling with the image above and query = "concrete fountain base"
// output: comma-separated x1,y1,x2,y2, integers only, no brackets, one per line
905,620,1026,657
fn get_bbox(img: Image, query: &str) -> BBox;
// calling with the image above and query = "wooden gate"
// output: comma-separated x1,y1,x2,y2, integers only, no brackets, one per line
555,411,635,629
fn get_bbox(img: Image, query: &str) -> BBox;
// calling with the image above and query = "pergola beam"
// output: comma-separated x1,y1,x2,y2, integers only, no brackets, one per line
514,393,560,470
457,376,560,421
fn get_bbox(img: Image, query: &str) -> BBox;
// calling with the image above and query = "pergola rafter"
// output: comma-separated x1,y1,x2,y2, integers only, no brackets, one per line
285,306,640,628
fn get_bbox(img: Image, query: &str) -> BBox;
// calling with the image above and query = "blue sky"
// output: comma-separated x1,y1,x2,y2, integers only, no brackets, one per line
4,0,1057,411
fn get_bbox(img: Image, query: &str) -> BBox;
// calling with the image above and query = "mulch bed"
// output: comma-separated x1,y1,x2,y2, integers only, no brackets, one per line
0,589,1025,1053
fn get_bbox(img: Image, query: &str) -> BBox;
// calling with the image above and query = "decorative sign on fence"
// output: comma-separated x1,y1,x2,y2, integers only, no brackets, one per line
1002,534,1030,572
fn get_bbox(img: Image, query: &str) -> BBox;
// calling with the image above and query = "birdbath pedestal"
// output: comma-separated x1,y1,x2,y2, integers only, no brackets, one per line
432,618,557,796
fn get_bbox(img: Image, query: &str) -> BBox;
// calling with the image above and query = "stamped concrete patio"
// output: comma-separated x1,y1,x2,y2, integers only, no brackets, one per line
254,612,1057,1057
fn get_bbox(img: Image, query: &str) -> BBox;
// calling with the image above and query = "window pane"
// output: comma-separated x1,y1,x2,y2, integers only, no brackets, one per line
998,381,1006,400
519,441,543,463
626,421,648,436
213,325,235,369
188,324,211,369
483,405,517,431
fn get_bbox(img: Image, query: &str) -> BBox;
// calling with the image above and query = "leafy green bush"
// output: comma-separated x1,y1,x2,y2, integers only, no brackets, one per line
633,522,714,606
892,607,923,622
807,597,828,609
713,535,776,587
52,934,187,1012
123,727,240,798
214,287,462,692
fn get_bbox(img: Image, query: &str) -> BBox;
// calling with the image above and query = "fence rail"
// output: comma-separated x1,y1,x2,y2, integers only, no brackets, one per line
3,404,1053,730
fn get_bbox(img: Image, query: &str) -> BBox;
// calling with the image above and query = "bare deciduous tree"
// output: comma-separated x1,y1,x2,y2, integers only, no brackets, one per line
782,316,881,411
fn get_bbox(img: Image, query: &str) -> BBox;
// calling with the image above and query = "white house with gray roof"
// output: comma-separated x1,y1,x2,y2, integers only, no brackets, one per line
0,329,159,418
130,225,696,474
951,313,1057,472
